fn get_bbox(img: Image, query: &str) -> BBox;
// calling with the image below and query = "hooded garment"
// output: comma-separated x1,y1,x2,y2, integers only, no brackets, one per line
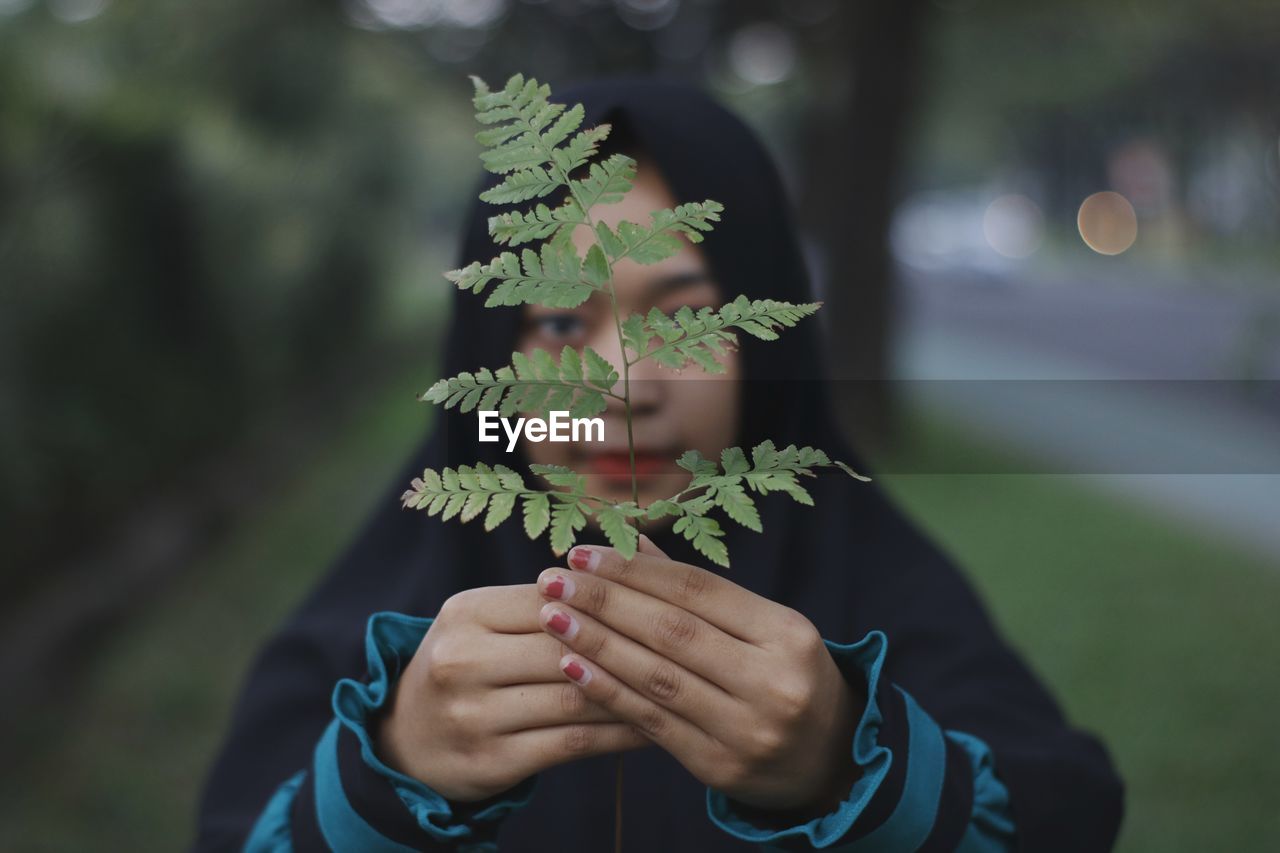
194,76,1123,852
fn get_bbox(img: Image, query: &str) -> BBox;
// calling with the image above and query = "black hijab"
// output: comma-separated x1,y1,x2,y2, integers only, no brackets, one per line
195,76,1122,852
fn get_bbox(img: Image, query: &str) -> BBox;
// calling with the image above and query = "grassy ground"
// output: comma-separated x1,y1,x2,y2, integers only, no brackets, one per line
3,385,1277,851
0,370,432,852
874,411,1280,851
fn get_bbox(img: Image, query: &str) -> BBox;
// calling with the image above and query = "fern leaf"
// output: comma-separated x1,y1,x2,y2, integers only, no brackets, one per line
444,240,597,309
468,75,616,224
620,314,650,358
645,441,869,565
401,463,522,529
549,498,589,555
673,512,729,568
596,502,642,558
572,154,636,209
625,295,822,372
552,125,611,176
419,346,616,420
582,244,610,288
484,492,517,531
597,201,724,266
540,102,584,150
488,200,584,247
460,491,489,523
531,463,587,493
479,167,562,205
480,141,554,175
582,347,619,389
720,446,749,476
676,449,719,478
712,481,761,532
523,492,550,538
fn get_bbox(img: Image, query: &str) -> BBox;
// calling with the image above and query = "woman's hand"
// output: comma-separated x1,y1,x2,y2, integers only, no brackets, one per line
376,585,648,802
535,537,864,815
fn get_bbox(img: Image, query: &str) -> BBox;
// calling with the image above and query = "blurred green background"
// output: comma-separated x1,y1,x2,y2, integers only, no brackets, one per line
1,0,1277,850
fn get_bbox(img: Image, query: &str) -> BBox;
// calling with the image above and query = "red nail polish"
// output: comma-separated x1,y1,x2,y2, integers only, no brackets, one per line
545,576,565,599
548,611,573,635
568,548,590,571
563,660,585,681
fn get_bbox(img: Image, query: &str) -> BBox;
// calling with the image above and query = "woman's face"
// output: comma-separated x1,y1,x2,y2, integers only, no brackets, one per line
515,157,741,514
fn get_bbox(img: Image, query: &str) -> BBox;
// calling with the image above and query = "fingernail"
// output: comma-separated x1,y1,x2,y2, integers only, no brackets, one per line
568,546,600,572
540,571,575,601
542,605,579,639
561,656,591,685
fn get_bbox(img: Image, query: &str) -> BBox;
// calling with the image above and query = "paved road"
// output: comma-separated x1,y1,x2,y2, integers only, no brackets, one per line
893,262,1280,560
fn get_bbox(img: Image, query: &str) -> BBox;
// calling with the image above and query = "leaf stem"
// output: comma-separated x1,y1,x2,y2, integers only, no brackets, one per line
556,141,634,853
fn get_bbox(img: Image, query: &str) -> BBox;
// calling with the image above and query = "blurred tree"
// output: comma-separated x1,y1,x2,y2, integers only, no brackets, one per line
0,0,463,599
793,0,929,448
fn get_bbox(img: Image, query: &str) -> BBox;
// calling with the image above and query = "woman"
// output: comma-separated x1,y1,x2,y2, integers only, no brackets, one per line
195,77,1123,852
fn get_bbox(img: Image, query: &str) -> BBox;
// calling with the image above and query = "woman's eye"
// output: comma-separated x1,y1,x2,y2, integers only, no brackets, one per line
532,314,585,341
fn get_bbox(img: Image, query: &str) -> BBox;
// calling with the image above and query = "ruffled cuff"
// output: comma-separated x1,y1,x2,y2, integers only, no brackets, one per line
322,611,536,852
707,630,1007,852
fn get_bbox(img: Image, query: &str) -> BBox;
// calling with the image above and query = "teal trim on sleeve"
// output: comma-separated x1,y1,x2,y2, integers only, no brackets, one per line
948,731,1016,853
242,770,304,853
313,718,419,852
706,630,1018,852
330,611,536,840
835,687,945,852
706,630,894,848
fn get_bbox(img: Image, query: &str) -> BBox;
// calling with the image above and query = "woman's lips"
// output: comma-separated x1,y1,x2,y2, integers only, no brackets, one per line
589,451,671,481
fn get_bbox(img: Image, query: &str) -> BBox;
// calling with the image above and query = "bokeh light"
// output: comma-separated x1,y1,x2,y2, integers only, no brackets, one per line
49,0,108,23
727,22,796,86
1077,191,1138,255
0,0,35,16
982,194,1044,258
616,0,679,32
353,0,506,31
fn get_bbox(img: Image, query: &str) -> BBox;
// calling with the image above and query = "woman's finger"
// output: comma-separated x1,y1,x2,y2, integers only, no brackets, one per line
484,683,619,733
636,533,668,558
536,567,755,693
555,651,718,772
539,601,745,742
502,722,650,771
448,631,567,686
438,583,544,633
565,545,774,644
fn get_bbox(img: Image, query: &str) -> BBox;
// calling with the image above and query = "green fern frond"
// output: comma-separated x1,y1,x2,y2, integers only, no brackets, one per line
595,502,647,557
571,154,637,209
444,239,599,309
522,492,550,538
594,200,724,265
406,75,871,572
467,74,617,268
552,125,611,176
478,166,562,205
549,500,588,554
528,464,644,556
401,462,524,530
401,461,646,557
622,295,822,372
419,345,620,419
641,442,868,567
469,74,611,188
488,200,585,247
673,512,729,568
